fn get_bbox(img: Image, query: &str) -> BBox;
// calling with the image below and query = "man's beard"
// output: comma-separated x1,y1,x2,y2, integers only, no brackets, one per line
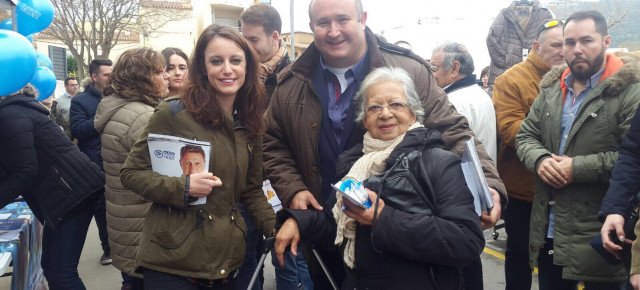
568,47,606,82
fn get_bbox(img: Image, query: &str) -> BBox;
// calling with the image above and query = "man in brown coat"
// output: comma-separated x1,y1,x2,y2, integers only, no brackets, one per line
492,20,565,290
264,0,505,287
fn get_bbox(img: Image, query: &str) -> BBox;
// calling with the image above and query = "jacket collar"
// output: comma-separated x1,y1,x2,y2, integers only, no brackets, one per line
444,74,478,94
335,127,443,179
280,27,383,84
386,127,444,167
550,54,627,100
0,92,49,115
84,83,103,99
526,49,551,78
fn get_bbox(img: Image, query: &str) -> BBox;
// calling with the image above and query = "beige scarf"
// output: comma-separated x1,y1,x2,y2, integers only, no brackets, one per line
333,122,423,269
259,41,287,81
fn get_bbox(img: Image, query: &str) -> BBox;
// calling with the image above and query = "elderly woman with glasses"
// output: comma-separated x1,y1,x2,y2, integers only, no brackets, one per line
274,67,484,290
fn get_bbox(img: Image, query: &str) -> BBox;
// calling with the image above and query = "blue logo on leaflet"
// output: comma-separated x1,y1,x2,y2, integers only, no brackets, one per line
154,150,175,160
164,151,175,160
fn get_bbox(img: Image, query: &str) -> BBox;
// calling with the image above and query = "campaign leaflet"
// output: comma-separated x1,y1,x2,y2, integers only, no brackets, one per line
461,138,494,216
148,133,211,205
263,179,282,213
332,178,372,209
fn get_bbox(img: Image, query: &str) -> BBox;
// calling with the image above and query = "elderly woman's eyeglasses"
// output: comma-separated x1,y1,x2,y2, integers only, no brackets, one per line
366,102,410,116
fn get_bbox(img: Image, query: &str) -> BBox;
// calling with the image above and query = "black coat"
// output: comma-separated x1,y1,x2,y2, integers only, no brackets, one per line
278,127,484,290
0,90,104,231
70,84,103,169
600,103,640,218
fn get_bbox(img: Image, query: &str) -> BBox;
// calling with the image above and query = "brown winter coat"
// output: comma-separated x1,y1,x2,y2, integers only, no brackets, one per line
493,49,550,202
486,2,552,94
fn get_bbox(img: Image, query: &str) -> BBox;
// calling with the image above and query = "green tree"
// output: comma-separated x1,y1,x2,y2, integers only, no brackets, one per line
67,55,78,78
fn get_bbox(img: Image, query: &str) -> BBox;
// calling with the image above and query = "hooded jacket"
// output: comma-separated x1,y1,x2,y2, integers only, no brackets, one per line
94,92,158,277
278,127,484,290
486,2,552,94
516,54,640,281
0,86,104,231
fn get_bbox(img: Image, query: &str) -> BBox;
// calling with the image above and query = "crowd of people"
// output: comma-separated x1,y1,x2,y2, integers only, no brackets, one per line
3,0,640,289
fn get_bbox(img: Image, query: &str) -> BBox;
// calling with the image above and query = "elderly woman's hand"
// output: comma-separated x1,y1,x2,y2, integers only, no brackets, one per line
343,188,385,226
274,218,300,267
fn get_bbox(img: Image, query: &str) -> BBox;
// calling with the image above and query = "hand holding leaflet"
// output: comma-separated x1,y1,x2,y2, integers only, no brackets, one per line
332,178,372,209
461,138,494,216
148,133,212,205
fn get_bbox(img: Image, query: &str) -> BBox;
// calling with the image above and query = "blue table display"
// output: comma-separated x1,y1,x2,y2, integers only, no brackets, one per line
0,201,44,290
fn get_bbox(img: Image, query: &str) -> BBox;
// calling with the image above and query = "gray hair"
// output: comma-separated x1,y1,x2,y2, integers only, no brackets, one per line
432,43,475,76
355,67,425,124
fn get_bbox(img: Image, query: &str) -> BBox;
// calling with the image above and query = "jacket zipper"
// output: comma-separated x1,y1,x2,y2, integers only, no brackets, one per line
52,167,72,191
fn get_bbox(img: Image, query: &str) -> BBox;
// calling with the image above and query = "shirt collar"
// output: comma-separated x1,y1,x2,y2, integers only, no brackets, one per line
443,74,478,94
564,65,607,91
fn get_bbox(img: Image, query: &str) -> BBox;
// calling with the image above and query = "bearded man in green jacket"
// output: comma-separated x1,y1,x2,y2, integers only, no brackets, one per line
516,10,640,289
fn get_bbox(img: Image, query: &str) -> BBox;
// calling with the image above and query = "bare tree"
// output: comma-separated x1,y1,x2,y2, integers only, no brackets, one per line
43,0,187,78
547,0,629,29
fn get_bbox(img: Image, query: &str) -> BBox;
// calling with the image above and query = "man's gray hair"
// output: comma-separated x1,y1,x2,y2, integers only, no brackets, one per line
432,43,475,76
354,67,425,124
309,0,364,23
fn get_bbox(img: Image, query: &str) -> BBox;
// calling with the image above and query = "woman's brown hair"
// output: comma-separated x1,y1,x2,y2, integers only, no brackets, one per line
103,48,166,106
181,24,266,138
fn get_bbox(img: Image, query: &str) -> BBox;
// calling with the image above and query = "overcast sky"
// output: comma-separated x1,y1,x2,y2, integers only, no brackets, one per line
269,0,555,74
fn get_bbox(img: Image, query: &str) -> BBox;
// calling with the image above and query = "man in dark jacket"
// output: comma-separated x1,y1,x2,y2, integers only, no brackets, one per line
598,102,640,288
264,0,505,287
0,85,104,289
70,58,113,265
600,102,640,267
240,4,302,290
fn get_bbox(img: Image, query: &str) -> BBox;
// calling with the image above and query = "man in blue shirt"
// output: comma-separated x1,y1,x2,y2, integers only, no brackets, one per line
517,10,640,289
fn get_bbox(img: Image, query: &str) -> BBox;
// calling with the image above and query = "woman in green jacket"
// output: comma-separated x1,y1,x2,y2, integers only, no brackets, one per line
121,24,276,289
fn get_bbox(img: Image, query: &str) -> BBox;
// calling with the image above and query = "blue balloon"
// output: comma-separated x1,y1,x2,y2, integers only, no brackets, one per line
1,20,35,43
36,51,52,69
31,67,56,101
16,0,55,36
0,30,37,96
0,18,11,30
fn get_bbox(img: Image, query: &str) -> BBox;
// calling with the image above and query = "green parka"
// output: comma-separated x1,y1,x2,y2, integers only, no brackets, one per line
120,96,275,280
516,55,640,282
